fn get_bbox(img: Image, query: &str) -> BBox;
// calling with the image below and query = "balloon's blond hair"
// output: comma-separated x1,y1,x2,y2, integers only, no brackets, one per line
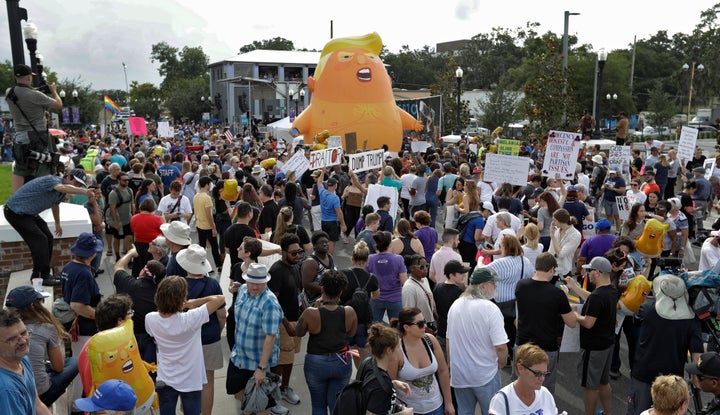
314,32,383,80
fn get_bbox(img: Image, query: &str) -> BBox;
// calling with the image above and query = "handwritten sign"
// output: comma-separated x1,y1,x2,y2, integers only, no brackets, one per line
157,121,173,138
704,159,715,180
497,139,520,156
540,131,581,179
365,184,399,222
309,148,344,170
128,117,148,136
327,136,342,149
678,126,699,163
583,207,596,239
608,145,632,178
281,150,310,177
616,195,631,221
484,153,531,186
411,141,430,153
347,149,384,173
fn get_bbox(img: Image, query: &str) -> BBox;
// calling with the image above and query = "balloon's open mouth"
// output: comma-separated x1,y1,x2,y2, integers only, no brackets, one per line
123,360,134,373
357,68,371,82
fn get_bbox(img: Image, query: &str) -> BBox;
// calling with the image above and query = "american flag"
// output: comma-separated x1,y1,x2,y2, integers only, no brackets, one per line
224,130,233,141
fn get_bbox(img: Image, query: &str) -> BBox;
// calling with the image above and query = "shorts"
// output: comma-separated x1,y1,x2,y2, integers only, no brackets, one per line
226,361,278,399
202,341,224,371
321,220,341,241
278,322,300,365
602,199,619,217
347,323,368,348
106,223,133,239
578,346,613,388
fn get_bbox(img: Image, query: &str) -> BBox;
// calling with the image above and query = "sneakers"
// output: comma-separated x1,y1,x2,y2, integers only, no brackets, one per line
40,276,61,286
271,403,290,415
282,386,301,405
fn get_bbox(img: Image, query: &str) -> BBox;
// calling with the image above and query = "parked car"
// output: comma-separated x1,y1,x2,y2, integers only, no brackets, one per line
641,126,671,137
696,125,718,133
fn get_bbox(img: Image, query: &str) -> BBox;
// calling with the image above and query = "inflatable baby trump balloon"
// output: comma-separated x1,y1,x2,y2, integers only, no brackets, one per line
636,218,670,257
291,32,422,152
87,319,158,410
618,275,652,316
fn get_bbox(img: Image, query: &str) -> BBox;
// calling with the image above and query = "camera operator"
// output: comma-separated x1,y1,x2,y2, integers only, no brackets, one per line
5,64,62,193
686,352,720,415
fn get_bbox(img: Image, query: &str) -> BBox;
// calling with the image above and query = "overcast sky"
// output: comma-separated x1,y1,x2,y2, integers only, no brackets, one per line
0,0,716,91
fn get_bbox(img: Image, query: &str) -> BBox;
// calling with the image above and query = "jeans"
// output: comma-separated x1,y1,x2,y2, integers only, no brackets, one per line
454,371,501,415
371,299,403,323
627,377,653,415
4,206,53,278
3,146,12,162
426,197,439,228
157,385,201,415
39,357,79,406
539,236,551,252
304,353,352,415
197,227,223,269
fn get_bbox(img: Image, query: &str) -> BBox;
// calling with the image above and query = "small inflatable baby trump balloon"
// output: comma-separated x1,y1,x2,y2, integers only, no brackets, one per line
291,32,422,152
636,218,670,257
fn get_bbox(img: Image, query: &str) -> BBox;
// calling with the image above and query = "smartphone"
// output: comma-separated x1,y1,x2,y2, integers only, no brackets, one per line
483,241,493,250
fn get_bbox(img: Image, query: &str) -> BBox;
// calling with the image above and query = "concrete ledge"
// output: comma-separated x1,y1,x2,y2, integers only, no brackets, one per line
0,202,92,243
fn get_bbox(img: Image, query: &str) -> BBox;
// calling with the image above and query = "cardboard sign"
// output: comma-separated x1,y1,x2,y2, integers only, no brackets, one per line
468,143,478,155
704,159,715,180
128,117,148,136
411,141,430,153
616,195,631,221
347,149,385,173
327,136,342,149
365,184,399,222
608,145,632,178
678,126,699,164
309,148,344,170
497,139,521,156
484,153,531,187
541,131,582,179
157,121,173,138
281,150,311,177
583,207,596,239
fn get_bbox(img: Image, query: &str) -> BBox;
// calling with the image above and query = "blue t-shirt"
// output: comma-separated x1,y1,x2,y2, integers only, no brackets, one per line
165,252,188,277
0,356,37,415
462,216,486,244
6,175,65,215
319,185,340,222
157,164,181,189
61,260,102,336
602,176,626,202
186,276,225,344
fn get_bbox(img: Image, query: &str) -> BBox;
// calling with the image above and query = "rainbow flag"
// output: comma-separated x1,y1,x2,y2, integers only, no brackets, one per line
103,95,121,114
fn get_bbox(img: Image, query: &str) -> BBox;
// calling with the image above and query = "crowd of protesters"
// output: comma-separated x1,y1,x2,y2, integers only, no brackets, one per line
4,116,720,415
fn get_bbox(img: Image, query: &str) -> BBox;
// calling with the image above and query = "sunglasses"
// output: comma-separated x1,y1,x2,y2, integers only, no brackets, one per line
414,264,428,269
408,320,426,329
288,249,304,256
523,364,551,378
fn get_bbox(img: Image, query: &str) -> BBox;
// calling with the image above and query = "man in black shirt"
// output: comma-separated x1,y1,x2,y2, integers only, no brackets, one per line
515,253,576,393
258,184,279,235
223,202,256,267
267,234,303,407
686,352,720,415
565,257,618,415
432,260,470,360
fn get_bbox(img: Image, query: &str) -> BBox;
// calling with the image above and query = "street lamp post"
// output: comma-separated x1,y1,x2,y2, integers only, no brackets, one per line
563,11,580,70
593,49,608,139
22,21,38,87
5,0,28,67
455,67,463,134
683,62,704,125
606,93,618,117
122,62,129,106
71,89,79,124
299,89,305,113
288,88,295,120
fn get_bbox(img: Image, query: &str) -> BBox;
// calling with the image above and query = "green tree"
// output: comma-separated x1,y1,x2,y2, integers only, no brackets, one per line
239,37,295,53
164,77,209,122
56,78,102,125
646,80,675,134
477,77,521,131
150,42,209,91
383,45,445,89
129,81,162,120
430,56,469,135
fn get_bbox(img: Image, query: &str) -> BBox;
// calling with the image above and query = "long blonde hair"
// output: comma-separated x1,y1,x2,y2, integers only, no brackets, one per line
273,206,294,244
464,181,480,212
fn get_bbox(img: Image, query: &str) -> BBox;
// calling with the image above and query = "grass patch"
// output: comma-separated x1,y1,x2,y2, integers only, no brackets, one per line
0,163,12,205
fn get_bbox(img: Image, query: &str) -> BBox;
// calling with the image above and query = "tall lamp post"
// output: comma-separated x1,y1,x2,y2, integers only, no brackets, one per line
122,62,129,106
288,88,295,120
606,93,617,117
22,21,38,86
71,89,79,124
6,0,28,67
299,88,305,113
683,62,704,125
455,67,463,134
593,49,608,139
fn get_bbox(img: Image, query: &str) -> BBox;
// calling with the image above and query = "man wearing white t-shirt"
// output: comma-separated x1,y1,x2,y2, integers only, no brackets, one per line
157,181,194,225
400,167,418,221
699,230,720,271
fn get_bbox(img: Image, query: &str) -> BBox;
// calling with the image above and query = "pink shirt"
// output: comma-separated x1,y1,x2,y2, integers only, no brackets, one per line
429,246,462,284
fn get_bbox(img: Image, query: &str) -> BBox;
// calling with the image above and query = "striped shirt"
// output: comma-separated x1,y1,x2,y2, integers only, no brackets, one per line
486,255,535,302
230,285,283,370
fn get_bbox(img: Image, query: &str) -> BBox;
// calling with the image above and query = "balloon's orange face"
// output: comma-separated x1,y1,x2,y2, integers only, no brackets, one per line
313,48,393,103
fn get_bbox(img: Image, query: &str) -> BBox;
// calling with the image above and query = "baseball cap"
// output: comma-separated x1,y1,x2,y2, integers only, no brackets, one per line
686,352,720,378
608,167,619,175
481,201,495,214
14,64,35,77
74,379,137,412
470,267,502,285
595,218,612,231
5,286,45,308
69,168,87,185
582,256,612,274
444,260,471,276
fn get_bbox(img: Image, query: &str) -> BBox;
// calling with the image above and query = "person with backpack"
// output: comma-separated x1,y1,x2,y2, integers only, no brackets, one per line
107,171,135,261
295,270,358,415
340,240,380,367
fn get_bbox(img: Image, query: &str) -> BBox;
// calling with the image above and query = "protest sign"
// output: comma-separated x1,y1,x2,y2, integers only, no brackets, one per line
677,126,699,163
411,141,430,153
157,121,172,138
309,148,344,170
616,195,631,221
128,117,148,136
704,159,715,180
541,131,581,179
281,150,311,177
365,184,399,222
327,136,342,149
468,144,478,155
497,139,521,156
582,207,596,239
608,145,632,178
347,149,384,173
484,153,531,187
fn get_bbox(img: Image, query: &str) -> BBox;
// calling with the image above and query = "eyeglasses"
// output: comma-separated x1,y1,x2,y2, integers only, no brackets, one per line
288,249,304,256
414,264,428,269
631,184,639,187
523,364,551,378
408,320,426,329
2,329,32,345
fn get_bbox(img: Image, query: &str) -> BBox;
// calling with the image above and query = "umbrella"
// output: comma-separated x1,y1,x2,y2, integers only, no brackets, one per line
49,128,68,137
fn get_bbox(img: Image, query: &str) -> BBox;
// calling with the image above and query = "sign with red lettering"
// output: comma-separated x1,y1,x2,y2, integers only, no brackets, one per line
540,130,582,179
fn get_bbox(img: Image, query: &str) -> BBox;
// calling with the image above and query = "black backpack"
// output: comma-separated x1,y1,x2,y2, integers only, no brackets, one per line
343,269,371,323
456,211,482,240
333,357,380,415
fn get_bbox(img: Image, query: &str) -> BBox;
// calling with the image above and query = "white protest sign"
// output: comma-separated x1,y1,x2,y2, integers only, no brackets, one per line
678,126,699,163
411,141,430,153
157,121,172,138
365,184,399,222
468,143,478,155
704,159,715,180
347,149,384,173
582,222,596,240
616,195,631,221
541,131,582,179
608,145,632,178
281,150,311,177
484,153,532,187
309,148,345,170
327,136,342,149
560,303,583,353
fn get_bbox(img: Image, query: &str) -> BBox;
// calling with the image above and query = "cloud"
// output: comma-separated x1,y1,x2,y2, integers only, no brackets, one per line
455,0,480,20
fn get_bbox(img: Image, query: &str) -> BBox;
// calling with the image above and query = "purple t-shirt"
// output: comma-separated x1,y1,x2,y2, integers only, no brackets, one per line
579,234,617,262
366,253,407,302
415,227,438,263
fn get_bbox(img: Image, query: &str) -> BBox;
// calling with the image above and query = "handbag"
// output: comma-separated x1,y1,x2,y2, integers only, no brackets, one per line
52,298,76,324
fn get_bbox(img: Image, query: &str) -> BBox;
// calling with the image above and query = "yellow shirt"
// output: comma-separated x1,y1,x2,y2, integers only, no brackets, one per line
193,192,214,230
